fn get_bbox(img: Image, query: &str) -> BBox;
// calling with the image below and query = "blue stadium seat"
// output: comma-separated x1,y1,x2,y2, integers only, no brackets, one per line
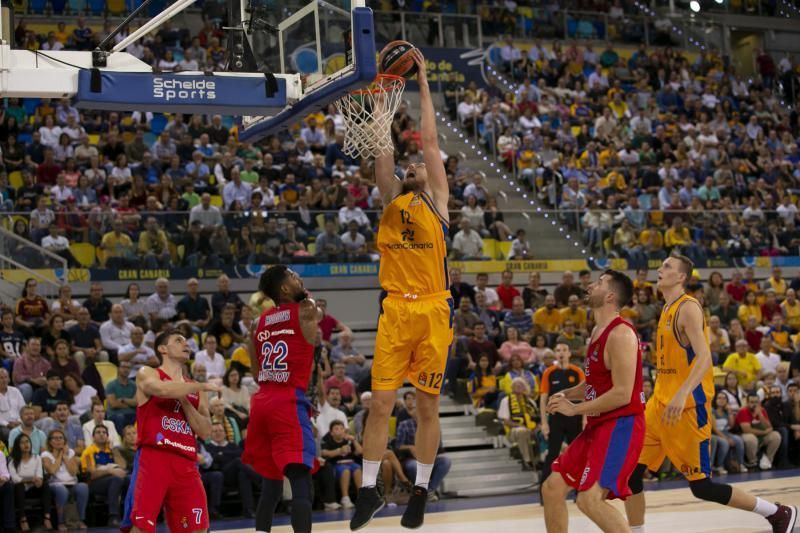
22,98,40,117
143,131,157,146
17,133,32,144
148,0,166,16
67,0,85,13
150,114,168,135
50,0,67,13
88,0,104,15
566,19,577,38
29,0,46,13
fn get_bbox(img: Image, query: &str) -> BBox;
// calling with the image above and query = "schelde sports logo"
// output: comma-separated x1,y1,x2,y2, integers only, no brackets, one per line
152,78,217,102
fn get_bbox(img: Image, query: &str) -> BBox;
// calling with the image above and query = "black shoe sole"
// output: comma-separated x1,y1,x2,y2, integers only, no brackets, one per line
349,499,386,531
400,501,427,529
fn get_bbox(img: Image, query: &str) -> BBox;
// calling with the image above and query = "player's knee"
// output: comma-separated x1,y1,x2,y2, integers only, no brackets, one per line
575,491,601,514
628,463,647,495
368,391,396,418
688,478,733,505
541,473,567,500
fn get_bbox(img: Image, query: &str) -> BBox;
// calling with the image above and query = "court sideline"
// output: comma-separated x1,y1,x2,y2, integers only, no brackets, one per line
216,476,800,532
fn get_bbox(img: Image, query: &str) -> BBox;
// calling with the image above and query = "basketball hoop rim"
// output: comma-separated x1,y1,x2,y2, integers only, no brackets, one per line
346,73,405,96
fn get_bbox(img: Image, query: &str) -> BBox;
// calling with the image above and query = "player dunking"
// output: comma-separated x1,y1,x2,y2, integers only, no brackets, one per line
350,48,453,531
624,255,796,533
542,270,645,533
121,330,218,533
243,265,320,533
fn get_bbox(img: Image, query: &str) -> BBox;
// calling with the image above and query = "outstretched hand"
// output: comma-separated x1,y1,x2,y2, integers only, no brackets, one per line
410,48,427,86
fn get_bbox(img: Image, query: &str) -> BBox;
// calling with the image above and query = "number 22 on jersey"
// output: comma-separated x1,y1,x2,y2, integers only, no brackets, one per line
258,340,291,384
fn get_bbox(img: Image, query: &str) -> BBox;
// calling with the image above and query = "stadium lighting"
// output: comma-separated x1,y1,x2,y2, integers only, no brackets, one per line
690,1,701,11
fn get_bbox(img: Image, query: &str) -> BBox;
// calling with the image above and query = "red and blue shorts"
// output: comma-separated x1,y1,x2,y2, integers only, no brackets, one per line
242,387,319,480
120,447,209,533
551,414,645,500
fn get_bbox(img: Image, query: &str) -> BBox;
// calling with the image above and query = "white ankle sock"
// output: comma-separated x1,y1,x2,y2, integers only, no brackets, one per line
753,498,779,517
415,462,434,490
630,526,646,533
361,459,381,488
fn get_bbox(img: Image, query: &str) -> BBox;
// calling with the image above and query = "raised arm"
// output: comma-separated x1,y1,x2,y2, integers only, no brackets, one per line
136,366,218,402
412,49,449,218
299,298,323,345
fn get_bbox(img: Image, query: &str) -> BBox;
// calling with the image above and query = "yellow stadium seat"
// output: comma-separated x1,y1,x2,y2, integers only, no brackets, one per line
210,195,223,207
315,213,326,231
388,416,397,438
107,0,125,14
88,134,100,145
95,246,107,267
497,240,512,259
482,239,497,259
95,362,118,386
70,242,95,267
307,242,316,255
9,171,22,190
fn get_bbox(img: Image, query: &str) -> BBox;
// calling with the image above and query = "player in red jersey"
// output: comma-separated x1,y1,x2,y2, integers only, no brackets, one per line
542,269,645,533
242,265,320,533
120,330,219,533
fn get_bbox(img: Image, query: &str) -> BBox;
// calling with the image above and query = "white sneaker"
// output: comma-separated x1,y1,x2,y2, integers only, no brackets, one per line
324,502,342,511
739,465,748,473
759,456,773,470
716,467,728,475
341,496,355,509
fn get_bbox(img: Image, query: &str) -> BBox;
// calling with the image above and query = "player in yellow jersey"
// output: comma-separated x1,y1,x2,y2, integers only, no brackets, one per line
624,255,796,533
350,49,454,531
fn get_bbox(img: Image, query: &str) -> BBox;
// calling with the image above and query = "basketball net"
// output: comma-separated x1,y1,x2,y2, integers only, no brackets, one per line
335,74,405,159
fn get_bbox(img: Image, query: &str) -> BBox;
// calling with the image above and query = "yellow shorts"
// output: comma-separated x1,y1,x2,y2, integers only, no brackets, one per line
639,399,712,481
372,291,454,395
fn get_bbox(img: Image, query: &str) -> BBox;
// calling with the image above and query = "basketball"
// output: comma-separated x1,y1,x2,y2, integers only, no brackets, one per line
378,40,418,78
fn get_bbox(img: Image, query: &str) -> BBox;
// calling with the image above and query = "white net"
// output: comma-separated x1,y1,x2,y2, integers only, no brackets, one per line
334,74,406,159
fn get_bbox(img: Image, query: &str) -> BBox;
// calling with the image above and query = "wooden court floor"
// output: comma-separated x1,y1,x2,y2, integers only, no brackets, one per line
247,477,800,532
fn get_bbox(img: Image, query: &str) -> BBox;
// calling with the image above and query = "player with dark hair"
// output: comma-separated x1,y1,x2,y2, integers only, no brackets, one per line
243,265,321,533
625,255,797,533
541,269,645,532
350,48,454,531
120,329,218,533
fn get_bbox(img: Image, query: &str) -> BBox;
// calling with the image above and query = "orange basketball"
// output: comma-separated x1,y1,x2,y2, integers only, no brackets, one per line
378,40,418,79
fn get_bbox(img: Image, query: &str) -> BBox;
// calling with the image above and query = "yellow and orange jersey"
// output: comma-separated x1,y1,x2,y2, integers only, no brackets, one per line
377,191,449,296
654,293,715,408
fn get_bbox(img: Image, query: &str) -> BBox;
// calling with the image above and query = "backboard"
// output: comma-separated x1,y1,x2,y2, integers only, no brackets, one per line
235,0,378,141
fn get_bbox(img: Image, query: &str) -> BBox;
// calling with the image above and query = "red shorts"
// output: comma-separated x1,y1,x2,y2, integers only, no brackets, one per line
242,387,319,480
121,447,209,533
551,414,645,500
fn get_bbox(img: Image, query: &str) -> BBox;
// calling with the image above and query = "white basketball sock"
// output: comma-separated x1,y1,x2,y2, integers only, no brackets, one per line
415,462,434,490
361,459,381,489
753,497,779,517
630,526,646,533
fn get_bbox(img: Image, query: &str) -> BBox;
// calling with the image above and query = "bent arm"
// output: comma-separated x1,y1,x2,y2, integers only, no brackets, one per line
180,391,212,440
137,366,207,401
573,327,637,416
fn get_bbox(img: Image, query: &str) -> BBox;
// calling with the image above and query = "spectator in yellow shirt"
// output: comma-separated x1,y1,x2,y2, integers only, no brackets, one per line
533,295,564,337
781,288,800,331
723,339,762,390
764,266,787,298
664,217,691,248
559,294,588,335
737,291,763,325
100,219,138,269
137,217,171,269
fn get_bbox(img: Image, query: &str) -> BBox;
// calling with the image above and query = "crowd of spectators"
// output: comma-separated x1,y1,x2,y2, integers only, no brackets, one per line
444,38,800,267
0,271,453,529
445,266,800,482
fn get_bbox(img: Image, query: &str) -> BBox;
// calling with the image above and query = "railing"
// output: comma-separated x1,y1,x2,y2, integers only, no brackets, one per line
372,10,482,49
0,225,68,302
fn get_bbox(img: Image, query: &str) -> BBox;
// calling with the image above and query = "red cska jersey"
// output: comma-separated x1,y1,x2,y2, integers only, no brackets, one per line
135,368,200,461
584,316,645,427
253,302,314,392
